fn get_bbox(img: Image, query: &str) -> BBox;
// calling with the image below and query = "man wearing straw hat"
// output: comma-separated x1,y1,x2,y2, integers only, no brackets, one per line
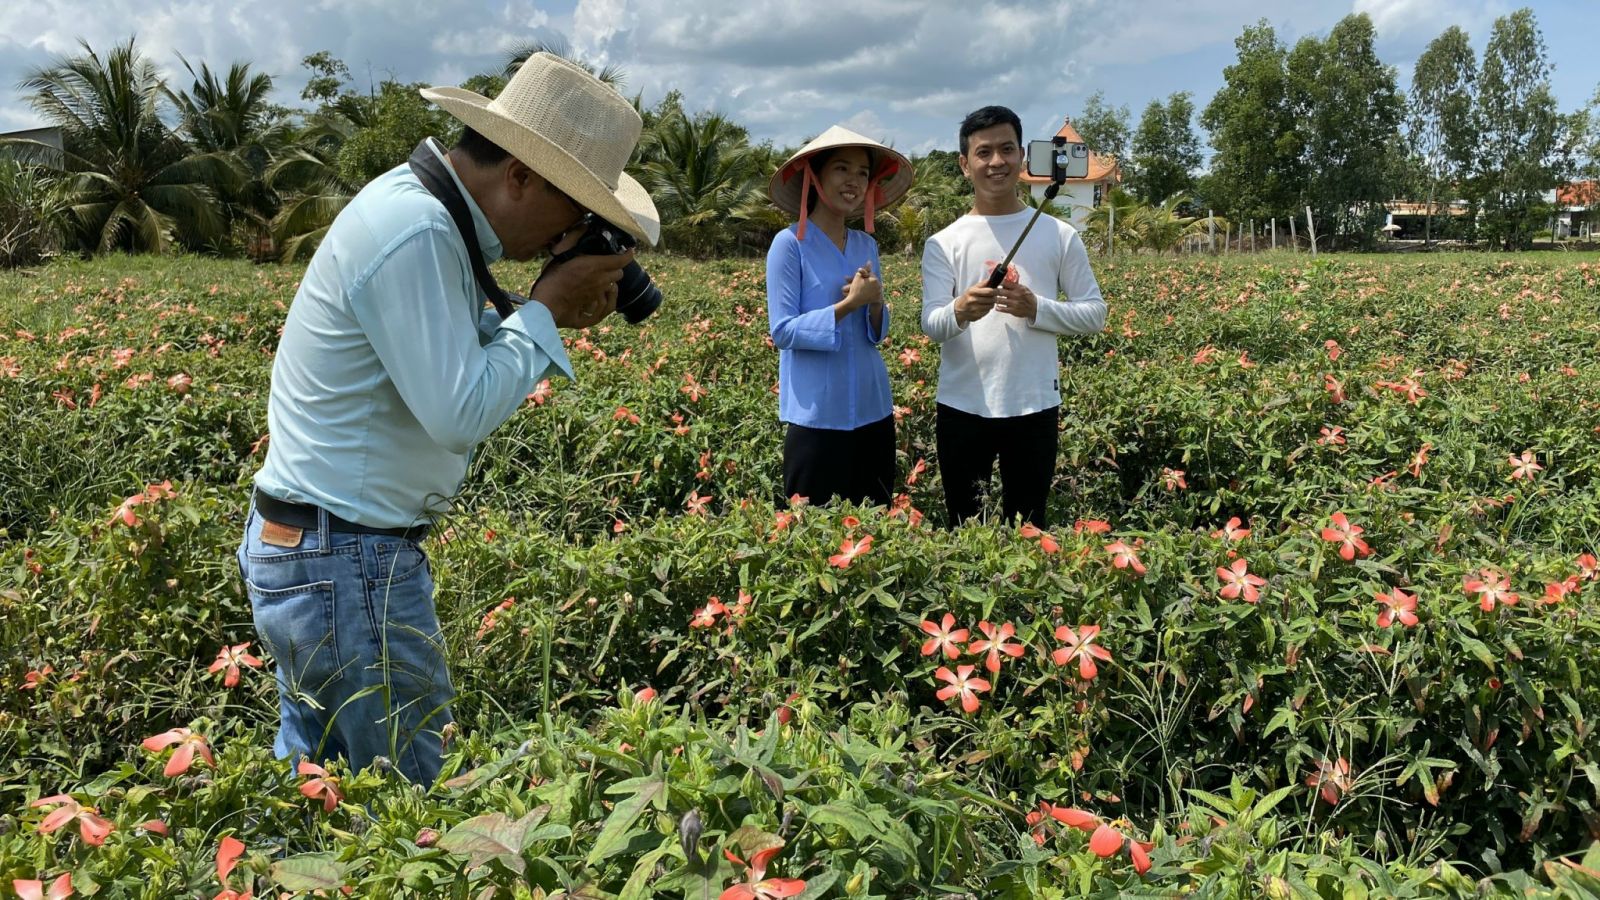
920,105,1106,529
238,53,658,784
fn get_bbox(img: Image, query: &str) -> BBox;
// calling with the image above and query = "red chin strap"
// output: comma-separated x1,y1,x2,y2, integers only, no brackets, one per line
862,157,900,235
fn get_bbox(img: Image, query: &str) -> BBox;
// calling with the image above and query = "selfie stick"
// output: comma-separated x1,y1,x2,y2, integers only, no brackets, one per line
985,137,1065,289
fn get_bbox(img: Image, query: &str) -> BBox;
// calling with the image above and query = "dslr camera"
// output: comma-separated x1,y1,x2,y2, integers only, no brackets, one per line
547,214,662,324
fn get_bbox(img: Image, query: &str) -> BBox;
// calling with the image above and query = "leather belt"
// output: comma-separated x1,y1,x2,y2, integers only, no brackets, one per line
253,488,430,542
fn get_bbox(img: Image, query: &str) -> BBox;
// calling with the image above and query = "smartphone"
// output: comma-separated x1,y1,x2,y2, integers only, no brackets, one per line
1027,140,1090,180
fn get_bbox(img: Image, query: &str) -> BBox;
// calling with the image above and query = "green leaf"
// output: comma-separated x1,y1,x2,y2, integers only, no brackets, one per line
618,841,673,900
587,777,666,866
439,807,550,875
270,852,352,891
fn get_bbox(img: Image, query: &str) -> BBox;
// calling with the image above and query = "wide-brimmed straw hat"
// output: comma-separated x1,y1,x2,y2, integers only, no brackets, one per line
768,125,913,240
421,53,659,245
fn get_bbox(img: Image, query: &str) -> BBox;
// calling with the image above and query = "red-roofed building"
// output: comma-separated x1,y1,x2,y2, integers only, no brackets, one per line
1554,181,1596,239
1020,118,1122,232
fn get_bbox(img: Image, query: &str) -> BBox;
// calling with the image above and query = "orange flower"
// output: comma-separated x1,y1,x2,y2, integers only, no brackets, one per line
1306,757,1353,806
141,727,215,777
1216,558,1266,603
12,873,73,900
296,759,344,813
1375,588,1418,628
918,613,969,660
1105,540,1146,575
968,621,1024,673
1212,517,1250,541
934,665,991,714
30,795,113,846
1507,450,1543,481
828,535,873,568
1320,512,1371,561
1463,568,1518,612
207,643,264,688
1052,625,1113,680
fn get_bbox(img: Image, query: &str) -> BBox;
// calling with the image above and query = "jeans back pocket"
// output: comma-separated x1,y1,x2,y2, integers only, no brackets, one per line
247,579,343,695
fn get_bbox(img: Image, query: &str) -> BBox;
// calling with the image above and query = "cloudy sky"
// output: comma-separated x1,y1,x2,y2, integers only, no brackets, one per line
2,0,1595,157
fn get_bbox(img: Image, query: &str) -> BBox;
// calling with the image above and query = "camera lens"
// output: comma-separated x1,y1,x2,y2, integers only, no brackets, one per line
614,262,661,324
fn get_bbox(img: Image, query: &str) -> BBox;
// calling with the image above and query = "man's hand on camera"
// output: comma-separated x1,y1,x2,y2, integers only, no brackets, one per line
530,249,632,329
954,283,999,325
993,281,1036,320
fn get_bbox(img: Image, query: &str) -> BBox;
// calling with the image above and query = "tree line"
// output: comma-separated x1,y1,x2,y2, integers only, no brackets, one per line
2,8,1597,266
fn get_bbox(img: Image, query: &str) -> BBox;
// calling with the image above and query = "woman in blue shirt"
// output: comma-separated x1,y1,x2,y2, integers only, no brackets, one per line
765,126,913,506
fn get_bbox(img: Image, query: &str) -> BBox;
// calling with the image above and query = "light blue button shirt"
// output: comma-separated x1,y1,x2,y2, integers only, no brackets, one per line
766,224,891,429
254,139,573,529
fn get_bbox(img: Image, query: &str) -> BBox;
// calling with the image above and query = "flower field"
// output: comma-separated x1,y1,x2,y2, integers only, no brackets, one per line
3,250,1600,898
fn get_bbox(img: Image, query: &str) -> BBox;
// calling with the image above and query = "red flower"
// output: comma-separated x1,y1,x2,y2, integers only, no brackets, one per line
1105,540,1146,575
1212,517,1250,541
1317,425,1345,446
214,834,251,899
720,843,806,900
527,379,552,405
297,759,344,813
167,372,192,394
633,686,658,704
1463,568,1518,612
1087,822,1153,875
918,613,969,659
1161,468,1187,491
1216,558,1266,603
21,665,53,690
1324,339,1342,361
934,665,991,714
12,874,73,900
1320,512,1371,561
1542,575,1580,605
30,795,113,846
1324,374,1346,404
207,642,264,688
828,535,873,568
841,515,860,530
1052,625,1113,680
1074,519,1111,535
690,598,728,629
1375,588,1418,628
1305,757,1353,806
1409,442,1432,477
1508,450,1543,481
681,373,707,402
906,458,927,485
1578,553,1599,581
685,491,711,516
968,621,1024,673
898,347,921,366
141,727,215,777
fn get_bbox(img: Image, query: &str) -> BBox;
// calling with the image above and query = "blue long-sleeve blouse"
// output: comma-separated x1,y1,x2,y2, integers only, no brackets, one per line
766,224,892,429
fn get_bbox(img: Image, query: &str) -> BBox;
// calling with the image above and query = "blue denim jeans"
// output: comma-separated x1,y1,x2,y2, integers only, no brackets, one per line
237,505,454,785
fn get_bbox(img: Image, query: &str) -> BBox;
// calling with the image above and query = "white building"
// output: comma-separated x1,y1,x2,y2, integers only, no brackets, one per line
1020,118,1122,232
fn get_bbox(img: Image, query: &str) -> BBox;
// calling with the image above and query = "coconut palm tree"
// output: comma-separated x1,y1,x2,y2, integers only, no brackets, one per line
265,115,360,262
167,58,290,253
896,155,970,252
503,38,625,88
636,110,764,257
16,38,235,254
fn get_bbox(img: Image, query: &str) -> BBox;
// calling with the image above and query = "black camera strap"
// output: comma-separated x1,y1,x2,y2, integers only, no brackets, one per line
408,139,517,319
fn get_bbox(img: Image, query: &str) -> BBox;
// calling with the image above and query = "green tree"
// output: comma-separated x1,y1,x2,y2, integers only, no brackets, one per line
635,110,764,257
168,58,290,254
1473,8,1564,249
1073,91,1130,161
1128,92,1200,205
1286,14,1403,248
1409,26,1479,245
334,81,457,187
15,37,233,254
300,51,351,108
266,116,359,261
0,159,69,266
1201,21,1302,223
503,37,625,88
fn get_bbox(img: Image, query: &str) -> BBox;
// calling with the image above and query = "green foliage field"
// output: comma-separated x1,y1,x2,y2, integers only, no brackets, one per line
3,251,1600,898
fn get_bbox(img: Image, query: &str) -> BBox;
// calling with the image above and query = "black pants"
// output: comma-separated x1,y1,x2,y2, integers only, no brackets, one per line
935,403,1059,528
782,415,895,507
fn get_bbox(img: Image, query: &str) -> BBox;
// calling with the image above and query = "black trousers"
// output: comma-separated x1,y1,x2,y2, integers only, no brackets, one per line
782,415,896,507
935,403,1059,528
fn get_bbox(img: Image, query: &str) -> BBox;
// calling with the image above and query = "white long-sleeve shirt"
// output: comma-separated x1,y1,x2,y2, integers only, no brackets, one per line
921,209,1107,418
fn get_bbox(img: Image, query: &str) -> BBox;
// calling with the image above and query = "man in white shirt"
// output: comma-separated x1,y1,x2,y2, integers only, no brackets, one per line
920,106,1107,528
